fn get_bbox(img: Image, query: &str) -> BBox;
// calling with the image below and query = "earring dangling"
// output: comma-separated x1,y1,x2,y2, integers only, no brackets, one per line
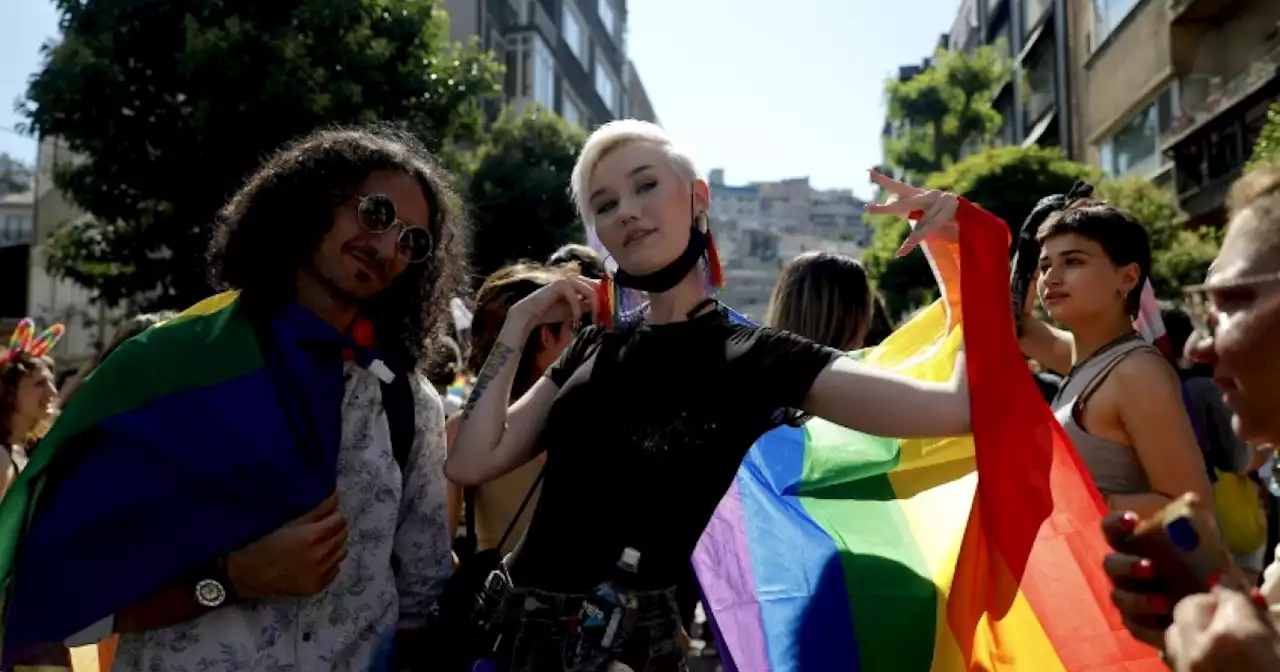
596,274,616,330
699,213,725,289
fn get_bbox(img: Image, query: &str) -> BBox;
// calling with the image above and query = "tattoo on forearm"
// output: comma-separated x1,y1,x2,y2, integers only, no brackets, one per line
463,342,517,418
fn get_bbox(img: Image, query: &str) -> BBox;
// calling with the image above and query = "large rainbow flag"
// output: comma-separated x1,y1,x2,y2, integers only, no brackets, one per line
694,201,1163,671
0,294,361,663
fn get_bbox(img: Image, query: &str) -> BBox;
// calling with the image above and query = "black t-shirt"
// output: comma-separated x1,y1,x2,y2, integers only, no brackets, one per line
507,309,841,593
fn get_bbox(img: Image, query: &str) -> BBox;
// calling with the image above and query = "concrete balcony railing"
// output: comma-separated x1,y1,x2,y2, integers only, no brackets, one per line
1162,42,1280,149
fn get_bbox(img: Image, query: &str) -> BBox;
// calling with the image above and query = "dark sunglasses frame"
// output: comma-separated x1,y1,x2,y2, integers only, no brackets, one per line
333,192,434,264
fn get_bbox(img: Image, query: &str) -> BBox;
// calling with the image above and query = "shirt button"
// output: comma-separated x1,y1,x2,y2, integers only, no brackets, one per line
302,632,313,642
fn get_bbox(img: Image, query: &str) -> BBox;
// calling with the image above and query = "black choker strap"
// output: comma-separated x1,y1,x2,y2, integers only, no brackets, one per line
613,227,708,293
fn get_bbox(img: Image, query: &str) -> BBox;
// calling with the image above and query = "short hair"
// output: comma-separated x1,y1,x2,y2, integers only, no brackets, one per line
547,243,606,279
570,119,698,228
1227,167,1280,261
208,124,469,364
468,263,572,398
1160,305,1194,362
766,251,874,350
1036,198,1151,316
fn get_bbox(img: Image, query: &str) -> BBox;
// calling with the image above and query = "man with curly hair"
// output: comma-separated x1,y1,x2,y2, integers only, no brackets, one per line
10,126,470,671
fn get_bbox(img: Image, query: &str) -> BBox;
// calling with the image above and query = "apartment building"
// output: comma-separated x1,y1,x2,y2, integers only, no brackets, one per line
1068,0,1280,225
949,0,1076,155
707,172,869,320
444,0,657,127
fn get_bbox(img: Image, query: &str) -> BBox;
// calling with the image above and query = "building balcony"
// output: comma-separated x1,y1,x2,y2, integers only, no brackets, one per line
1167,0,1237,23
1162,41,1280,150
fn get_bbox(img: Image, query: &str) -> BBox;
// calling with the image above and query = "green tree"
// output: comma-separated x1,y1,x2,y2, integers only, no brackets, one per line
23,0,502,308
0,154,33,196
868,45,1011,318
466,106,587,282
1247,102,1280,171
882,45,1012,182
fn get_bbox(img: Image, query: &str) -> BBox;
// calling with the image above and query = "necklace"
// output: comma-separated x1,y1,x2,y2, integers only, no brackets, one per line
1051,331,1142,407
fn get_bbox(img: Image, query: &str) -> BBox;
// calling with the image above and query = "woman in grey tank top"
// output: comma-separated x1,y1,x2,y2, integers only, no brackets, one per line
1015,198,1211,519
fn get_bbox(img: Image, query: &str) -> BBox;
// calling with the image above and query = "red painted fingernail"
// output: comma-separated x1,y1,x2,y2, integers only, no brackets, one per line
1118,511,1139,532
1208,573,1222,589
1131,559,1155,580
908,209,925,220
1147,595,1169,612
1251,588,1268,609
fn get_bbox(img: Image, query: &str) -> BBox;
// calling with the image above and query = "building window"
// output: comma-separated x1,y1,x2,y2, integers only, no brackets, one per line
1023,0,1051,33
598,0,619,40
1092,0,1138,47
594,51,620,115
562,1,588,64
2,214,31,244
562,89,587,128
1022,40,1056,127
1099,85,1177,178
506,32,557,112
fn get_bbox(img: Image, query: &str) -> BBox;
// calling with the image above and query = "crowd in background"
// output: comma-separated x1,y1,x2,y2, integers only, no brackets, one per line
1,120,1279,672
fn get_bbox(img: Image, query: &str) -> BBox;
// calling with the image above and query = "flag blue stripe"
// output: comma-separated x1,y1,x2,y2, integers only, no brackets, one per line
739,428,862,671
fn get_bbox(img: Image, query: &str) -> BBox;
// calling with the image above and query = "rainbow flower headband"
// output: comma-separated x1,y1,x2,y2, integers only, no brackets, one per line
1,318,66,365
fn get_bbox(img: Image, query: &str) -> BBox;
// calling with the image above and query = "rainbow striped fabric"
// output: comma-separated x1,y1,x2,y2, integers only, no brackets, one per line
0,293,356,663
694,201,1162,671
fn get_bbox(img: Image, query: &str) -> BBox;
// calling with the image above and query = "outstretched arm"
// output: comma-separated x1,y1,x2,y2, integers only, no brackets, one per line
801,352,969,438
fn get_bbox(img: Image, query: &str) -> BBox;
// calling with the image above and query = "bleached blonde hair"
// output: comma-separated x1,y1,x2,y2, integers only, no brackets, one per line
570,119,700,228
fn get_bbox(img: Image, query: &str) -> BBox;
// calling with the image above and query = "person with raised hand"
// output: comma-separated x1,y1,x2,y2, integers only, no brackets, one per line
445,120,981,671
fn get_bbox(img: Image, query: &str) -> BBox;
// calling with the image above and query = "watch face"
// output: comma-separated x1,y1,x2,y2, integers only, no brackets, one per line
195,578,227,608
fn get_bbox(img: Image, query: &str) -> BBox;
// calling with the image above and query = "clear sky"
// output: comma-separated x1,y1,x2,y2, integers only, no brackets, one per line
0,0,960,199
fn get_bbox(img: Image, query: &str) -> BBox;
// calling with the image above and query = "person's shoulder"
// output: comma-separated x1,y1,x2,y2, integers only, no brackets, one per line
1110,347,1184,409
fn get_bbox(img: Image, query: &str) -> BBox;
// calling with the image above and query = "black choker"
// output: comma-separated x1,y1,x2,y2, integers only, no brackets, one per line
613,227,708,293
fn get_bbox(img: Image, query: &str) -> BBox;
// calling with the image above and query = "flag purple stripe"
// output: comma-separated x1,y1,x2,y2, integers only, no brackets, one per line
692,476,770,672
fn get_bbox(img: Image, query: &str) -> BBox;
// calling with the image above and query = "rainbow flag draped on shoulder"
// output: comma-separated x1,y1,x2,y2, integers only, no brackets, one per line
0,293,353,663
695,202,1162,671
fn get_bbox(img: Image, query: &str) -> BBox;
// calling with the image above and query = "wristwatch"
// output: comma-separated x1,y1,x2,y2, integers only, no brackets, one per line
192,556,236,609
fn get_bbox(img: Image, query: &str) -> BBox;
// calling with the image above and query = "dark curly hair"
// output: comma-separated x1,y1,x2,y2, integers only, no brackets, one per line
208,124,470,364
1,353,55,448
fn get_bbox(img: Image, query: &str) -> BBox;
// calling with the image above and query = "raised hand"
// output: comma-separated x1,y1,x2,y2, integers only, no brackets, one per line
507,274,600,330
1164,583,1280,672
865,169,960,257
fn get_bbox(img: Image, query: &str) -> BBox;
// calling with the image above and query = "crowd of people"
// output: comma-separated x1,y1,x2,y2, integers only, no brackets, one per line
0,117,1278,672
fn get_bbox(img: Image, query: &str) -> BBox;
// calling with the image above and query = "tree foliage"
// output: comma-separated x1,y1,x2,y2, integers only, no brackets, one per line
0,154,34,196
869,45,1011,318
1247,102,1280,172
882,44,1012,183
466,106,587,282
23,0,502,308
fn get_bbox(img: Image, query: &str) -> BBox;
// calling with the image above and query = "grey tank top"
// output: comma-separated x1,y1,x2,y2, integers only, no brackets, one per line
1052,336,1159,495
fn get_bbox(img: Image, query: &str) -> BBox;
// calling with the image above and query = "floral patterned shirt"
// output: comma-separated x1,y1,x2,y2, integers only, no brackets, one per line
113,362,452,671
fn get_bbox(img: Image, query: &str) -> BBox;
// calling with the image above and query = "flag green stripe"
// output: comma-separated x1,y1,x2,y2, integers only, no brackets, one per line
798,421,938,671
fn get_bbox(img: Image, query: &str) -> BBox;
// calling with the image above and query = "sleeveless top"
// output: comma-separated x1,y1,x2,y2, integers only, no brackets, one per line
473,454,544,554
1051,336,1159,495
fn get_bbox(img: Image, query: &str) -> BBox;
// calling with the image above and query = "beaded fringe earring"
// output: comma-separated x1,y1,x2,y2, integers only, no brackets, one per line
699,213,725,290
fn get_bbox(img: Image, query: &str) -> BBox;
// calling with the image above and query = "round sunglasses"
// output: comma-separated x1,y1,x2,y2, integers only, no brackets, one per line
339,193,434,264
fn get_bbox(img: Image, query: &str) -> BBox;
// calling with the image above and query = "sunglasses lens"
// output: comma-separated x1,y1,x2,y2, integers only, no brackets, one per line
400,227,434,263
358,194,397,233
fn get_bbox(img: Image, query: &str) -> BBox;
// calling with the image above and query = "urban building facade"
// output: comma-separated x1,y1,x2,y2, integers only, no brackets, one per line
1067,0,1280,225
0,190,34,322
707,171,869,320
949,0,1076,155
444,0,657,128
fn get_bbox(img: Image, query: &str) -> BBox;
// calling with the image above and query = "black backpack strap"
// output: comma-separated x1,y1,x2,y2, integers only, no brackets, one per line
380,367,416,482
461,485,478,558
